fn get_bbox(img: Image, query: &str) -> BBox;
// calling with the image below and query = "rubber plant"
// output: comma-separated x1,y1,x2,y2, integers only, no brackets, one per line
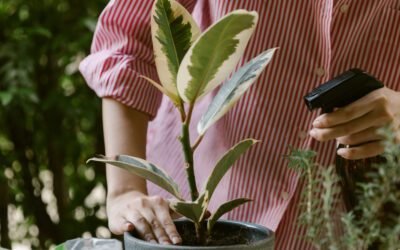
88,0,276,244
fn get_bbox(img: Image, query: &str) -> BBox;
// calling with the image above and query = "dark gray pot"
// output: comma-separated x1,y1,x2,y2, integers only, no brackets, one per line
124,220,274,250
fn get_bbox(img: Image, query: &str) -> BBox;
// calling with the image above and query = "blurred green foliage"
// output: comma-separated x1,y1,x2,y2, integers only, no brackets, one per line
0,0,108,248
288,128,400,249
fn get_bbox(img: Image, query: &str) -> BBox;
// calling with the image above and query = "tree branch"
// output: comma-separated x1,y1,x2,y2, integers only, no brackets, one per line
0,175,11,248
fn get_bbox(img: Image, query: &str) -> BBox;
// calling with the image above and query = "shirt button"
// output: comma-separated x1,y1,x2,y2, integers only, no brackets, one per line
340,4,349,13
281,191,290,201
315,67,325,77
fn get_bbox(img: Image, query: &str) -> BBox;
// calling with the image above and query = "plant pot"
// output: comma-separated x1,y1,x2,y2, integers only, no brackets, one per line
124,219,274,250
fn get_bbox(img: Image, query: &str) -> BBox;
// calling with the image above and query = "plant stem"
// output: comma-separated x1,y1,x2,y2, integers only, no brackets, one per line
306,163,313,225
195,222,206,245
180,103,199,201
321,167,339,250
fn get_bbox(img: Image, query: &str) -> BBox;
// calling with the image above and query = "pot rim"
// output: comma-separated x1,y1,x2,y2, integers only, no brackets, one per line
124,219,274,249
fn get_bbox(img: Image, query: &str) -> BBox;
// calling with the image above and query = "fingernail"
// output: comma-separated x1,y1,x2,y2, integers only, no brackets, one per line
126,224,134,231
162,241,172,245
172,237,182,244
150,240,157,244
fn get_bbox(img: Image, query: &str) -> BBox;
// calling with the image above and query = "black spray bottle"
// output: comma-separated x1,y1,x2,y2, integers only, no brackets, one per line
303,68,384,211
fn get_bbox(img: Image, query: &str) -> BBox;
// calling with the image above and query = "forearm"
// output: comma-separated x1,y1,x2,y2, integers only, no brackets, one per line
102,98,150,198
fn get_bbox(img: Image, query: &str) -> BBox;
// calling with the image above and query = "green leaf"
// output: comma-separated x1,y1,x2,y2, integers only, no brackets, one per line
151,0,200,104
54,243,67,250
0,135,14,151
207,198,252,232
29,26,52,38
83,18,97,32
286,147,317,172
170,194,207,223
0,91,13,106
197,48,277,135
203,139,258,201
177,10,258,103
87,155,183,200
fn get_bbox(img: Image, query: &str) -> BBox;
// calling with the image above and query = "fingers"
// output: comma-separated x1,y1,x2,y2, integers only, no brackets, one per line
311,89,396,142
309,88,398,160
336,127,383,145
153,200,182,245
124,196,181,245
141,208,172,245
109,217,134,235
337,141,384,160
313,102,372,128
122,222,134,232
312,89,390,129
125,212,157,243
310,110,390,142
107,193,183,245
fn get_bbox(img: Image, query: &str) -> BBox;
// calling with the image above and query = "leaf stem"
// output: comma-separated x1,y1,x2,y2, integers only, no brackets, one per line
179,101,186,122
192,134,204,151
185,102,194,124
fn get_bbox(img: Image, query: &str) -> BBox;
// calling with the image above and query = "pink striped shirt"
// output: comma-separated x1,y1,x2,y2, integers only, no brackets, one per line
80,0,400,248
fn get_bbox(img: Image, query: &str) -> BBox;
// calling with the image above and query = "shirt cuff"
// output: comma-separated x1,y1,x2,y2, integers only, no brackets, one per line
79,52,162,120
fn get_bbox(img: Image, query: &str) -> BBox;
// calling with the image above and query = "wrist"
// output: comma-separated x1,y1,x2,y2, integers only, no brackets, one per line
107,185,148,200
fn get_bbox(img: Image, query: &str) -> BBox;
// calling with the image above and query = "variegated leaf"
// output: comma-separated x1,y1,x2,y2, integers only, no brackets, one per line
87,155,183,200
151,0,200,104
197,48,277,135
169,195,206,223
207,198,252,232
203,139,258,201
177,10,258,103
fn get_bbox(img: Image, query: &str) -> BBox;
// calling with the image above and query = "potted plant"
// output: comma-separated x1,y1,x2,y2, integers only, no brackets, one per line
287,127,400,249
87,0,277,249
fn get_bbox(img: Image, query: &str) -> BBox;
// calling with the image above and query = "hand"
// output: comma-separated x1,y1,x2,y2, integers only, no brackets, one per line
106,190,182,245
309,87,400,160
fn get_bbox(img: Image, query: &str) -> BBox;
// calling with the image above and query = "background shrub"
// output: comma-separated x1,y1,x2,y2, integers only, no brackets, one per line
0,0,108,248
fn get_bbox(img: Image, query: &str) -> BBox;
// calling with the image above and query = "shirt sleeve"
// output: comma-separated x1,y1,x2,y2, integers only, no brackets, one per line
79,0,197,119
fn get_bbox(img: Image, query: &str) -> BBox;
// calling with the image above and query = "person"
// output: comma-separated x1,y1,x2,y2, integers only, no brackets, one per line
79,0,400,248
